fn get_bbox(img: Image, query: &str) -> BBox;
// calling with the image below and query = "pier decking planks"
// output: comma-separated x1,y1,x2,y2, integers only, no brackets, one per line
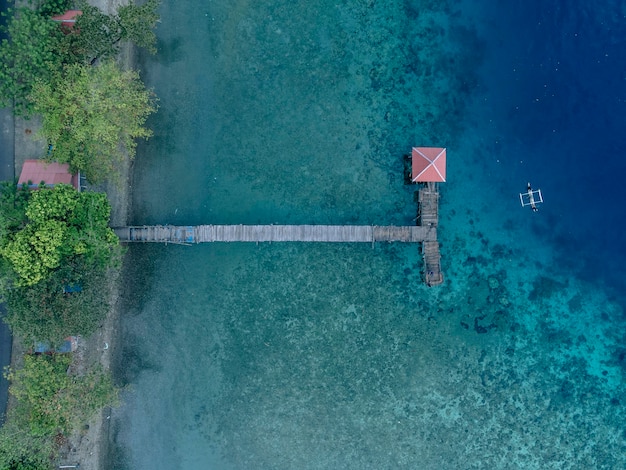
114,225,438,244
422,241,443,286
112,183,444,286
417,185,439,227
417,182,443,286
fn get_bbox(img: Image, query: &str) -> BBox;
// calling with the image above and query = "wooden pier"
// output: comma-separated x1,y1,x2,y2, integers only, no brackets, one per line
417,182,443,286
417,183,439,227
113,189,444,286
113,224,438,244
113,171,444,286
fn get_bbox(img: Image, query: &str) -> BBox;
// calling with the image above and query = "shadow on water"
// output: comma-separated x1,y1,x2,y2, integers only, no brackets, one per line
118,245,161,314
112,245,163,388
111,339,161,388
104,418,132,470
155,36,186,65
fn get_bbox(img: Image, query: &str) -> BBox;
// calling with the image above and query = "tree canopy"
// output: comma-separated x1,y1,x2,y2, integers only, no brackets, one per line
0,181,31,242
117,0,160,52
0,184,119,286
4,353,118,436
0,353,117,468
0,0,160,116
0,7,66,115
32,0,73,18
4,257,112,343
0,416,52,470
31,61,157,183
69,0,160,64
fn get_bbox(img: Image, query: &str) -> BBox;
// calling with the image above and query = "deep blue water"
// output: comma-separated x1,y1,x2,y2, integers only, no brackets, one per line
110,1,626,468
461,0,626,298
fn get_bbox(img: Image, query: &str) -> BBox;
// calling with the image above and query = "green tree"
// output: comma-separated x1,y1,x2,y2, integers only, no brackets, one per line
0,182,31,295
117,0,160,52
0,181,30,244
0,184,119,286
0,0,159,115
0,352,118,469
33,0,73,18
6,354,72,436
1,219,69,286
0,416,53,470
31,62,158,183
68,0,160,64
5,354,118,437
4,258,111,343
0,8,66,115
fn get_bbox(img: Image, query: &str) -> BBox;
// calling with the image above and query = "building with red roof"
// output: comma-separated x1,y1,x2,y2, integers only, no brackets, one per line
411,147,446,183
51,9,82,32
18,159,80,191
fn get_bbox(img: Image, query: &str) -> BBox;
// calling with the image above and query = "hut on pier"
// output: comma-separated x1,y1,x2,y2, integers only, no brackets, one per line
411,147,446,185
411,147,446,286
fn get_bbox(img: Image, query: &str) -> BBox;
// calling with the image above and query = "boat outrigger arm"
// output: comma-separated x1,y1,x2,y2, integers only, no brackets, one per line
519,182,543,212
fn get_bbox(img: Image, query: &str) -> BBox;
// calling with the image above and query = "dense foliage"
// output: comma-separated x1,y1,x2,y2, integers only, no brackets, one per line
0,417,52,470
0,354,118,468
5,354,118,436
0,184,119,286
0,1,160,466
70,0,160,64
0,0,160,117
31,61,158,183
0,181,30,244
7,354,75,437
117,0,160,53
32,0,73,17
5,259,111,344
0,8,66,115
0,182,120,468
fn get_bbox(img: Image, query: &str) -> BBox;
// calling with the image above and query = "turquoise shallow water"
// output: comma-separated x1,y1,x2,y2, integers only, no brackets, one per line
110,1,626,469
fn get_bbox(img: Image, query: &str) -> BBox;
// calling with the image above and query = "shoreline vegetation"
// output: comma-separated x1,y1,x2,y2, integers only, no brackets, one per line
0,0,159,468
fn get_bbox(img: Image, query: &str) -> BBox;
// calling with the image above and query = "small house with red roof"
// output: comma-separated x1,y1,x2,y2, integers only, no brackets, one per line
18,160,80,191
51,9,82,32
411,147,446,184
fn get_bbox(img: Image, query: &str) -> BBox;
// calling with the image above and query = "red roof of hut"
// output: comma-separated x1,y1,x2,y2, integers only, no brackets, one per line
18,160,79,190
411,147,446,183
51,10,82,31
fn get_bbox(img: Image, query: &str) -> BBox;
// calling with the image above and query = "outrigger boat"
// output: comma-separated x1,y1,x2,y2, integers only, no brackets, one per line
520,182,543,212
